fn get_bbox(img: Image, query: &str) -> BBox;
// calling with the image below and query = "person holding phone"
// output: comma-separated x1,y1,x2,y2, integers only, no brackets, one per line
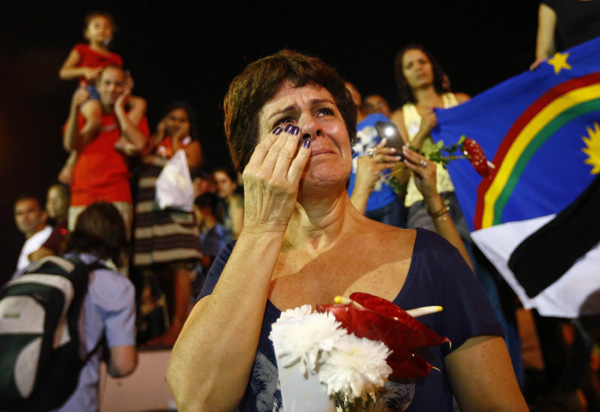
345,82,406,227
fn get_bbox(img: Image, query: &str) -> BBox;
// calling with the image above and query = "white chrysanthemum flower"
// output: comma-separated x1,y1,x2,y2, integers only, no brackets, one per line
278,304,313,321
270,312,347,374
319,334,392,402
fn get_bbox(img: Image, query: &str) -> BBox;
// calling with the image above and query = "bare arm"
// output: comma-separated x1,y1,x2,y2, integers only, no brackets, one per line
63,88,99,152
114,90,148,152
230,194,244,239
409,108,437,150
167,126,312,411
455,93,471,104
446,335,528,412
350,139,402,214
59,48,102,82
170,122,203,168
391,106,435,150
184,140,202,168
402,146,473,270
531,3,557,69
390,108,409,144
28,246,55,262
107,345,137,377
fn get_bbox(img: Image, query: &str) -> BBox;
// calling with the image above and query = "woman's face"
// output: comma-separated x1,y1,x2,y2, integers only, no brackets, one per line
164,108,190,136
213,171,237,199
257,82,352,191
402,49,434,89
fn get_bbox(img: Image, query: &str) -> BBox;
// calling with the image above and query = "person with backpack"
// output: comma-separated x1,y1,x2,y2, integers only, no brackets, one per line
58,202,137,411
1,202,137,411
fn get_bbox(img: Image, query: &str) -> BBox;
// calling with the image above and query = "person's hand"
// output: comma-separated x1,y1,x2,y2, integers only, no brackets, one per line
157,119,168,136
124,71,135,91
71,87,90,109
114,138,140,156
115,87,131,112
83,67,103,81
355,138,402,193
173,121,191,142
402,146,437,200
419,108,438,135
241,124,312,233
529,57,546,71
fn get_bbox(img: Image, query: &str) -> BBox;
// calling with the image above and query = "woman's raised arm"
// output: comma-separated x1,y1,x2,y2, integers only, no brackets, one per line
166,126,311,411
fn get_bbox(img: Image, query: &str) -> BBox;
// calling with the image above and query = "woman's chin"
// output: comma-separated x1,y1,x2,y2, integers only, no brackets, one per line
300,166,349,195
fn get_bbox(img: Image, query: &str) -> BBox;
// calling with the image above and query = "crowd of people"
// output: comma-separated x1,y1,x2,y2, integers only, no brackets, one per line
7,3,600,411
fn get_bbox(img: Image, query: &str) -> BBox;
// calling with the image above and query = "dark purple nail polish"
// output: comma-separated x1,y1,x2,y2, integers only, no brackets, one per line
285,124,294,133
291,126,300,136
273,127,282,135
303,138,311,148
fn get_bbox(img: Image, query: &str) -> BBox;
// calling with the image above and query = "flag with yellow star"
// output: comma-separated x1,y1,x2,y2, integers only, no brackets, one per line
431,35,600,318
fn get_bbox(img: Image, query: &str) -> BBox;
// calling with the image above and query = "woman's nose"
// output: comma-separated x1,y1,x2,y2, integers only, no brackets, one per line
300,117,323,140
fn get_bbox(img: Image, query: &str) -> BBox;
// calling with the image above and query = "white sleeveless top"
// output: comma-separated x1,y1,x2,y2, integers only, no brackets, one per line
402,93,459,207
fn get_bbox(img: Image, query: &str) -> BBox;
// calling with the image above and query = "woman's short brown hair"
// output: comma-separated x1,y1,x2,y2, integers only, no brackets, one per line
223,50,357,172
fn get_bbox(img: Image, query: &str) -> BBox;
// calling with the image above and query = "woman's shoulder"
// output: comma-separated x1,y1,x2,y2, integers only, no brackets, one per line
413,227,460,257
390,108,404,123
454,92,470,103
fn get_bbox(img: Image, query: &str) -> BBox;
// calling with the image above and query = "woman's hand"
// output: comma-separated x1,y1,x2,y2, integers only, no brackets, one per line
419,107,438,135
173,121,191,142
403,146,475,269
355,139,402,193
157,119,168,136
411,107,438,150
242,125,312,233
350,138,402,215
402,146,437,200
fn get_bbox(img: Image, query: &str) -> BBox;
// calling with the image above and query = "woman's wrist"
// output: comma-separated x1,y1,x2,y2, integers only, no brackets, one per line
428,198,450,221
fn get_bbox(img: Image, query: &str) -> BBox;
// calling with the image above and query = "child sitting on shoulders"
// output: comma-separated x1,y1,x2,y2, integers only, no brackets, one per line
58,11,146,183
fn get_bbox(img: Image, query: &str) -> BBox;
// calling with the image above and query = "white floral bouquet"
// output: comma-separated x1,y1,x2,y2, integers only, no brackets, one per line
270,293,450,412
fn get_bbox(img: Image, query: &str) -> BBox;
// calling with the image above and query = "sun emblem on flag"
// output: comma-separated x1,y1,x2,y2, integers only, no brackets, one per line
582,122,600,174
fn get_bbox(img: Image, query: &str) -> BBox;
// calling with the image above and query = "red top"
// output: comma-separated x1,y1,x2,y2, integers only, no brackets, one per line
155,135,192,159
70,113,149,206
73,43,123,87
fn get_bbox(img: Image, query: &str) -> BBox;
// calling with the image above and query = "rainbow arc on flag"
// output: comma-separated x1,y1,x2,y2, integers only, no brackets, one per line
432,36,600,317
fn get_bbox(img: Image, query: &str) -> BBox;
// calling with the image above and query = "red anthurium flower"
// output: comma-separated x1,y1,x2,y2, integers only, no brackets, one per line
462,138,492,178
316,292,449,378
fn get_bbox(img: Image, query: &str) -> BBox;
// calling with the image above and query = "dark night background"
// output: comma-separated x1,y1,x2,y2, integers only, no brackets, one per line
0,2,539,282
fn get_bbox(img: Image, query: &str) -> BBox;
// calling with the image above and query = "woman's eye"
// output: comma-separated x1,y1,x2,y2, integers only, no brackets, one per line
317,107,334,117
274,117,293,127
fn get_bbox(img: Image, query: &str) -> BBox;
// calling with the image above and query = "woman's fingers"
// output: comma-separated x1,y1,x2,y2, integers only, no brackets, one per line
375,138,388,149
272,125,303,178
287,137,312,185
244,127,285,171
402,146,424,163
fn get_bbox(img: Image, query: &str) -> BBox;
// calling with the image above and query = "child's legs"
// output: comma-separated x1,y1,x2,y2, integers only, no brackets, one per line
80,99,103,133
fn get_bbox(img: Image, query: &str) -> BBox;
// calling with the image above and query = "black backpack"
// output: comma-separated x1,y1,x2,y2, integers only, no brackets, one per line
0,255,104,411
